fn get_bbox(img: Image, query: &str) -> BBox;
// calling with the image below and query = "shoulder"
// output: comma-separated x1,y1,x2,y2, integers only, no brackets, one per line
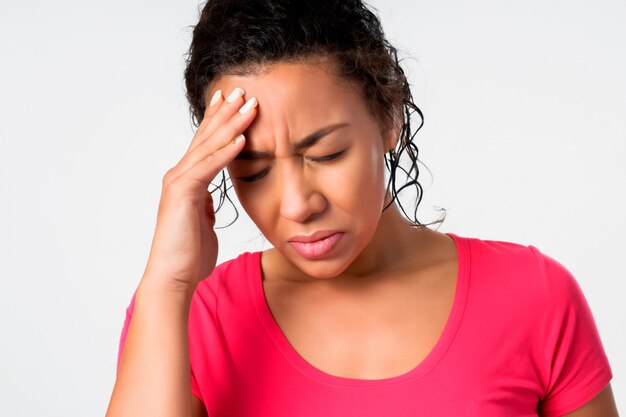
460,233,581,295
457,233,575,276
461,231,590,322
452,233,583,321
459,233,537,260
454,233,544,279
192,251,260,308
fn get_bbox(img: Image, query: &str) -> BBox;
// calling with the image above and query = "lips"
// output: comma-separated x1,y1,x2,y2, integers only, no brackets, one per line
288,231,344,259
288,230,341,243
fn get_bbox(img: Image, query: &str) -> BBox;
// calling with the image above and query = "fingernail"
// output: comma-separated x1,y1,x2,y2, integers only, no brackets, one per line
233,134,245,144
209,89,222,107
225,87,245,103
239,97,258,115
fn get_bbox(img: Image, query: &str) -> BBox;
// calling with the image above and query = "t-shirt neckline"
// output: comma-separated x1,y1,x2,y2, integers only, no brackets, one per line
248,232,470,386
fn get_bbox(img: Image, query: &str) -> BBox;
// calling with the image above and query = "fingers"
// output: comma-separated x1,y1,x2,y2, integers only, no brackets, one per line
186,88,225,153
166,86,258,188
189,87,248,153
181,134,247,187
182,88,257,173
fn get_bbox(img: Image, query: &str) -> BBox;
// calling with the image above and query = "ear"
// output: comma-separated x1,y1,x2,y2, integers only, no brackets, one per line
383,116,401,153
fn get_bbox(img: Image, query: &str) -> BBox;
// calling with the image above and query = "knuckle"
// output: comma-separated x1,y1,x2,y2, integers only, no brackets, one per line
222,122,239,140
203,154,225,178
203,153,217,168
162,168,174,185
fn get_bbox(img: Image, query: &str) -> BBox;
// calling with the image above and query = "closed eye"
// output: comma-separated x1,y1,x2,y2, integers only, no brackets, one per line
307,150,346,163
236,150,346,183
237,167,271,183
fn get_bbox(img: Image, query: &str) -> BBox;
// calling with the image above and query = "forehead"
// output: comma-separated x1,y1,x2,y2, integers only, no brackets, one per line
207,59,359,107
207,61,373,152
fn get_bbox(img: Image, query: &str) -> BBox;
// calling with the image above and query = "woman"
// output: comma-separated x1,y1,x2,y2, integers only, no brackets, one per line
106,1,618,416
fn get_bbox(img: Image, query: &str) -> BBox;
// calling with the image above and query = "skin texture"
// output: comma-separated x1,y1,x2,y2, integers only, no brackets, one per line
209,59,462,381
106,74,257,417
189,60,619,417
217,59,416,282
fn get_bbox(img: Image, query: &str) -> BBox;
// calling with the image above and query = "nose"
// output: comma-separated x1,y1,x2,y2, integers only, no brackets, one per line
278,160,327,223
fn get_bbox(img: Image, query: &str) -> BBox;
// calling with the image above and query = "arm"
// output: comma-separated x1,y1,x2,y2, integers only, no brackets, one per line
105,87,256,417
105,279,195,417
560,383,619,417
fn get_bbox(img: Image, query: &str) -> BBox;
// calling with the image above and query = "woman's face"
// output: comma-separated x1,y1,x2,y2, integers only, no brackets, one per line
210,60,397,279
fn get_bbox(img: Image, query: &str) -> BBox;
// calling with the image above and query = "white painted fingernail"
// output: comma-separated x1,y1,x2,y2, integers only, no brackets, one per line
233,134,245,144
209,89,222,107
239,97,258,115
225,87,245,103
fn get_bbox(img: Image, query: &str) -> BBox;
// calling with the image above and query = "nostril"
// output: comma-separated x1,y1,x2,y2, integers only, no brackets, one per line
280,191,327,223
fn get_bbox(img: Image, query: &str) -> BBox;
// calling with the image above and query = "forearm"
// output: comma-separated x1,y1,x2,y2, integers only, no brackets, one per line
106,277,195,417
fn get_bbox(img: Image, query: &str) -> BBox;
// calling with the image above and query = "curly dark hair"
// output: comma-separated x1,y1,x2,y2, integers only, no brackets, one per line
184,0,446,228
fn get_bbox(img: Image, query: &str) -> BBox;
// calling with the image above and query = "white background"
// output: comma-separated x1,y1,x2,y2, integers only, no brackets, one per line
0,0,624,415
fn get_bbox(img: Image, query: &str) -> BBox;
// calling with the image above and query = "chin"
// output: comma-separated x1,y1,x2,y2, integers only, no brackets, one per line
298,262,348,280
284,251,351,280
293,250,350,280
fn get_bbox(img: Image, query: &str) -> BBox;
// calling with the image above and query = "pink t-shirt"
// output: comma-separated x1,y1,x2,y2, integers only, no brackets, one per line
116,233,613,416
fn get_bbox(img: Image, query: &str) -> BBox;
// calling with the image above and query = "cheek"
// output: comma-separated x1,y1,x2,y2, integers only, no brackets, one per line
228,148,386,226
318,149,386,211
232,184,271,224
226,170,268,224
352,145,385,188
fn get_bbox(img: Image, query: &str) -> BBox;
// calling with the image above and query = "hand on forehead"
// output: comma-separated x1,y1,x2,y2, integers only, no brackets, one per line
207,61,373,156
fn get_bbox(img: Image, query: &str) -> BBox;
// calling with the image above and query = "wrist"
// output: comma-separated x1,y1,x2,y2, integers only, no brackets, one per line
137,274,198,301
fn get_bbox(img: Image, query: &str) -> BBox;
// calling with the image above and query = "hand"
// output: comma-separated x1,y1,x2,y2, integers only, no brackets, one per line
141,87,258,292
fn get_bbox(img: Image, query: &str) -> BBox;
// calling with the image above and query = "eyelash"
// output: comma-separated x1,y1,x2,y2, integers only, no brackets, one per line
237,150,346,183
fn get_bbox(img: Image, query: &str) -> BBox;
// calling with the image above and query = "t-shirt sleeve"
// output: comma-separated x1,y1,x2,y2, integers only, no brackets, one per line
115,289,203,401
529,246,613,417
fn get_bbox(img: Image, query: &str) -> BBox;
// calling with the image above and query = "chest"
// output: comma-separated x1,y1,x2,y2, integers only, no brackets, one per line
262,270,457,380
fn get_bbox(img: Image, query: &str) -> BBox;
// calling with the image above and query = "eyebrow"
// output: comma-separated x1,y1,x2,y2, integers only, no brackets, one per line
234,122,349,160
